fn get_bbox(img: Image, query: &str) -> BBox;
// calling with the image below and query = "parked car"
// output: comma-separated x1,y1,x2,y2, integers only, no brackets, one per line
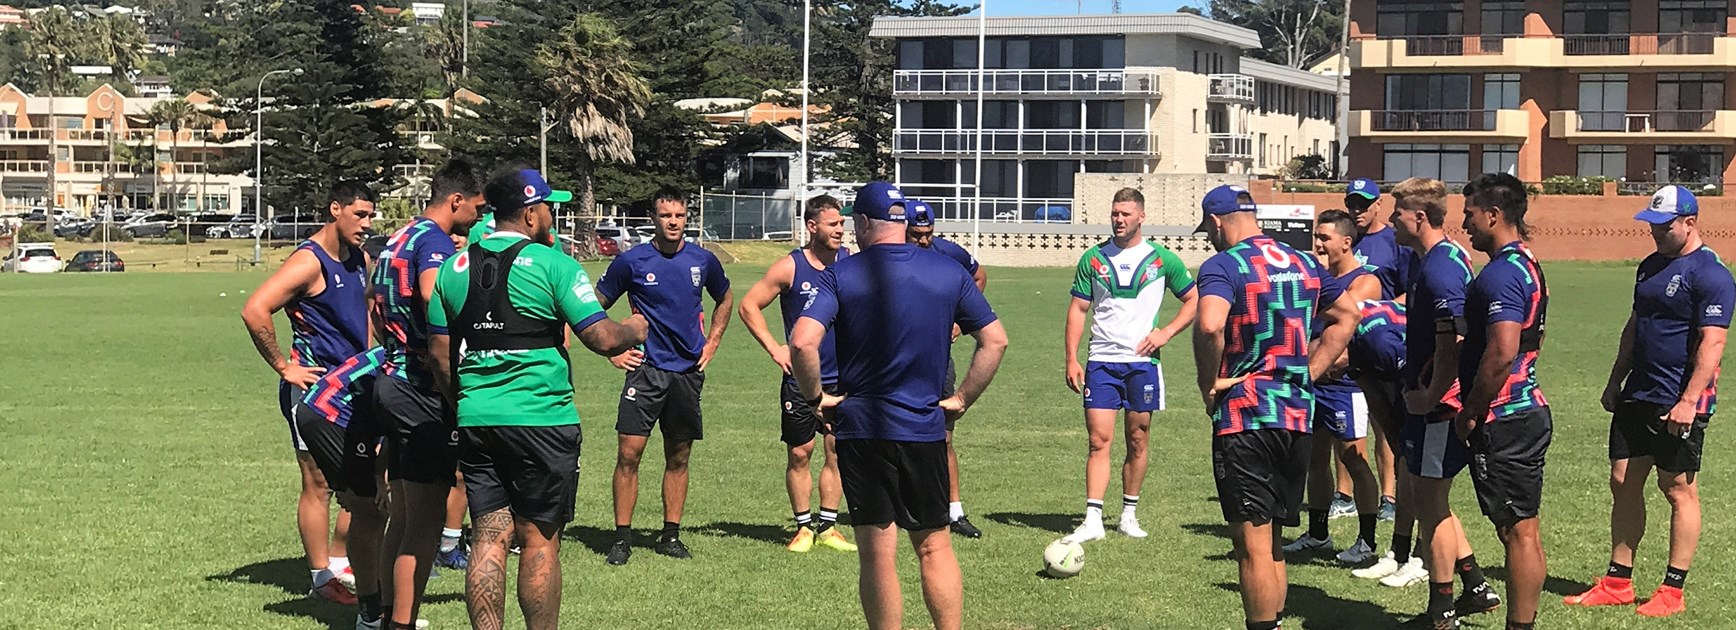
761,230,793,241
122,213,178,238
266,214,321,241
595,234,620,257
54,218,96,238
3,242,61,273
64,249,124,272
206,214,261,239
594,224,636,252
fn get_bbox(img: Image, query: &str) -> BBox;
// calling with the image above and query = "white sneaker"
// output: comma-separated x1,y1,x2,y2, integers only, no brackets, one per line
1116,515,1148,538
1352,551,1402,579
334,566,356,591
1062,520,1106,543
416,621,429,630
1379,557,1429,588
1335,539,1376,565
1281,533,1333,554
355,615,381,630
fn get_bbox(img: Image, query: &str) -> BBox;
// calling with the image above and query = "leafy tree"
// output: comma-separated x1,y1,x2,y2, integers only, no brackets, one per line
148,97,210,211
90,12,148,89
1281,153,1332,180
426,8,467,94
538,14,652,214
1208,0,1344,69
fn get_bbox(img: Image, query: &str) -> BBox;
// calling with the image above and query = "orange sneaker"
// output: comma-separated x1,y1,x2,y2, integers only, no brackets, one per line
1563,577,1635,607
1637,586,1686,617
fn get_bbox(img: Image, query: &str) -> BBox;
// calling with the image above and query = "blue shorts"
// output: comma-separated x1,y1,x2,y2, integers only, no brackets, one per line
1083,361,1164,412
1313,386,1368,441
1401,414,1467,479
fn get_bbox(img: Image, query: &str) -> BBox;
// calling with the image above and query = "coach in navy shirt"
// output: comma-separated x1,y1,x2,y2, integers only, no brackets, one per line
791,181,1008,630
1565,185,1736,617
1347,177,1414,301
595,186,733,565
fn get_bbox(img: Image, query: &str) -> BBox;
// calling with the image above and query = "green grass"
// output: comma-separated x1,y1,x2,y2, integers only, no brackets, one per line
0,263,1731,629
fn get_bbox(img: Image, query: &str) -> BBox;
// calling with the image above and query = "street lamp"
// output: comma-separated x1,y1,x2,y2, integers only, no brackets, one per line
253,67,303,264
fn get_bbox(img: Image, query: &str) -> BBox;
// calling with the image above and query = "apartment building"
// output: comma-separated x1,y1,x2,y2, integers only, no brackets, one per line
1348,0,1736,187
0,83,255,213
871,13,1339,222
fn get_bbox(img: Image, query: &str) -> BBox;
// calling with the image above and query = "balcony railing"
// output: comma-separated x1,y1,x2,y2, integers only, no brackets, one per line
174,162,208,174
893,129,1154,156
0,128,53,141
901,196,1075,223
394,163,437,178
1387,35,1510,57
892,69,1160,97
1208,74,1255,102
1207,133,1253,160
1371,110,1498,132
1577,110,1716,132
0,159,48,173
70,161,125,173
1563,32,1719,55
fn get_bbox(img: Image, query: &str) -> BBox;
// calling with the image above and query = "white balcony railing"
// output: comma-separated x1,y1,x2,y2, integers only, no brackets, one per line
894,128,1155,156
1208,74,1255,102
905,196,1075,224
0,159,48,173
893,69,1160,97
1207,133,1254,160
0,129,53,141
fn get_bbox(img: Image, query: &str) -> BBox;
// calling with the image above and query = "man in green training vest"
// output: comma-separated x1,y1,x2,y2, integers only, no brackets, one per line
428,166,647,630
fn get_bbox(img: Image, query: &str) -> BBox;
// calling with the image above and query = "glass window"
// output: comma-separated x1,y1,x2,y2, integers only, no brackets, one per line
1103,37,1126,68
1655,145,1725,182
899,40,923,70
1577,74,1629,131
1658,73,1724,111
922,38,953,69
1385,74,1473,110
978,159,1017,197
1481,1,1526,35
1005,39,1030,69
741,156,789,189
1375,1,1465,36
1024,160,1077,198
1024,101,1079,129
1565,0,1631,35
1484,74,1521,110
1482,144,1520,174
1085,101,1124,129
1031,38,1061,69
952,39,976,69
1576,144,1627,178
1661,0,1726,34
1384,144,1471,182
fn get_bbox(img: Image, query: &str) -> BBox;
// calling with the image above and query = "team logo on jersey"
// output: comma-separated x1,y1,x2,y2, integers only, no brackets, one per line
1667,274,1683,297
1709,304,1725,318
1260,243,1294,268
332,274,345,289
691,266,702,287
625,386,638,401
1141,384,1154,405
355,442,369,455
644,272,658,286
801,281,812,292
784,401,793,411
1089,256,1113,281
1140,261,1162,284
453,251,470,272
573,282,598,304
1355,252,1369,265
1488,301,1505,316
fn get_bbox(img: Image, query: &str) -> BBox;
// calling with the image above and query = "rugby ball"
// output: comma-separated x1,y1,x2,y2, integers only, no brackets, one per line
1043,539,1085,578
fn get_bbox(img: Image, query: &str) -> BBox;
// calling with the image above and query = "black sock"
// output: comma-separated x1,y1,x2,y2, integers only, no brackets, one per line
1308,509,1328,539
1245,620,1280,630
1392,533,1413,562
1334,491,1352,504
378,605,392,627
794,511,813,529
358,593,382,622
660,521,680,539
1505,621,1535,630
1428,581,1456,618
1607,561,1634,580
615,525,632,543
1358,514,1377,547
817,508,838,534
1458,554,1489,593
1664,565,1689,589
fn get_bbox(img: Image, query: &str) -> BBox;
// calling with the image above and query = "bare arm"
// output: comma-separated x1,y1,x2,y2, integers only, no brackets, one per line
972,266,988,292
1667,326,1728,433
791,317,828,402
1063,296,1090,393
736,257,795,373
697,289,735,371
1193,295,1231,410
948,320,1009,413
430,333,455,405
1309,292,1363,382
1458,321,1520,436
577,314,650,357
1137,286,1200,357
1601,314,1638,412
240,249,324,387
1414,327,1463,412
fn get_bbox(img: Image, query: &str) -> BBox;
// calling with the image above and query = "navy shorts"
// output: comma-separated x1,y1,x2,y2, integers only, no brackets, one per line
1082,361,1164,412
1313,386,1369,441
1402,413,1469,480
279,381,309,452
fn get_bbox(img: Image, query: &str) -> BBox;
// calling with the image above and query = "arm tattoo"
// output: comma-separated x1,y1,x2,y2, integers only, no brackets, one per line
246,320,285,370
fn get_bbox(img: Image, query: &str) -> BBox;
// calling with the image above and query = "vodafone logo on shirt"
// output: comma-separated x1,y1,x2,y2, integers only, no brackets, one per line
1259,243,1294,268
453,251,470,272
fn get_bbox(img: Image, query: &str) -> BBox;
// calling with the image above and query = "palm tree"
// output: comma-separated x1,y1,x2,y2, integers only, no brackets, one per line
537,14,651,215
90,12,146,88
147,98,206,212
427,9,466,93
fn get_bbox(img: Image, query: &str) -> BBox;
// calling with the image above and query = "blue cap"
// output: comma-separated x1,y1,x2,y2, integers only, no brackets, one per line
1196,184,1257,233
850,181,907,222
1636,185,1700,224
485,169,572,213
906,199,935,227
1347,178,1380,201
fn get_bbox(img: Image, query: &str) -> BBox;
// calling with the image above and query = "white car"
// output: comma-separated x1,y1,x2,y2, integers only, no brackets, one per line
594,224,636,252
3,242,62,273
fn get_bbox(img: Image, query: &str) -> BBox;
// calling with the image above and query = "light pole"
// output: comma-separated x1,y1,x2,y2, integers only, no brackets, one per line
799,0,811,245
254,67,303,264
971,1,987,256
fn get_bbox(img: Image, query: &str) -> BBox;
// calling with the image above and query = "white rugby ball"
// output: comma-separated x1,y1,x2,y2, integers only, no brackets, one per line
1043,539,1084,578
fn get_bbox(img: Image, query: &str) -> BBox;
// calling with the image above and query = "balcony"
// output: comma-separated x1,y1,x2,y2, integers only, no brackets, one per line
0,159,48,173
908,196,1075,223
892,128,1155,157
0,128,54,142
1207,133,1253,161
1549,110,1736,142
1208,74,1254,103
1349,109,1530,141
1355,33,1736,70
1562,33,1717,56
892,69,1160,99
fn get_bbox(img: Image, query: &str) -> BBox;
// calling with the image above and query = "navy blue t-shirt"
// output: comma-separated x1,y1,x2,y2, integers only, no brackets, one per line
1461,241,1549,420
926,237,980,276
596,242,730,373
1355,226,1415,301
1404,239,1474,398
1624,246,1736,412
799,243,998,442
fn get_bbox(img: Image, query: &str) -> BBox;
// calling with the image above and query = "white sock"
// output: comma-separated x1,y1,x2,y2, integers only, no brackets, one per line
948,502,965,522
1122,494,1139,518
311,568,333,588
1084,500,1104,525
328,556,350,573
440,528,462,553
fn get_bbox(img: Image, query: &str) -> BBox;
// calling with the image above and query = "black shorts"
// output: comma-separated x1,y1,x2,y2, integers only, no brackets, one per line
1610,400,1710,473
837,439,950,531
295,404,384,498
943,358,958,431
1212,429,1311,527
374,375,458,486
617,366,704,441
280,382,310,452
780,379,838,446
460,425,582,527
1468,406,1553,527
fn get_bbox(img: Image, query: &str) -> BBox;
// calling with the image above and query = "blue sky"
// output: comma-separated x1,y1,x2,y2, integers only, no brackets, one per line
985,0,1196,16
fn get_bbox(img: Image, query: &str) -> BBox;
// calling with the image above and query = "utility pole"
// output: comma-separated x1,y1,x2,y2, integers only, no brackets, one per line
1333,0,1351,178
461,0,469,77
539,106,556,174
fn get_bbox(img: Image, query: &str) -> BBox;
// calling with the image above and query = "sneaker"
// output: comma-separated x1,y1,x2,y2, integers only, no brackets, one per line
1563,576,1636,607
435,545,469,570
1328,497,1357,519
1637,585,1686,617
1378,496,1397,522
355,614,382,630
950,516,983,539
605,539,632,566
1398,613,1458,629
786,527,816,553
654,536,693,559
310,578,358,606
1353,551,1403,579
334,565,356,591
817,528,858,552
1455,584,1502,617
1336,539,1377,565
415,620,430,630
1116,515,1149,539
1380,557,1429,588
1282,533,1333,555
1061,520,1106,544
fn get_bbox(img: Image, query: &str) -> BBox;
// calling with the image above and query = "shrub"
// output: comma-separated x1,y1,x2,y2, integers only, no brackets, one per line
14,225,52,243
166,228,187,244
1541,175,1610,196
1282,154,1333,180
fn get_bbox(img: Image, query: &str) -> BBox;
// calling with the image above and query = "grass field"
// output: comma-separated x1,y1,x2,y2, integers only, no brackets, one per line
2,261,1733,629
